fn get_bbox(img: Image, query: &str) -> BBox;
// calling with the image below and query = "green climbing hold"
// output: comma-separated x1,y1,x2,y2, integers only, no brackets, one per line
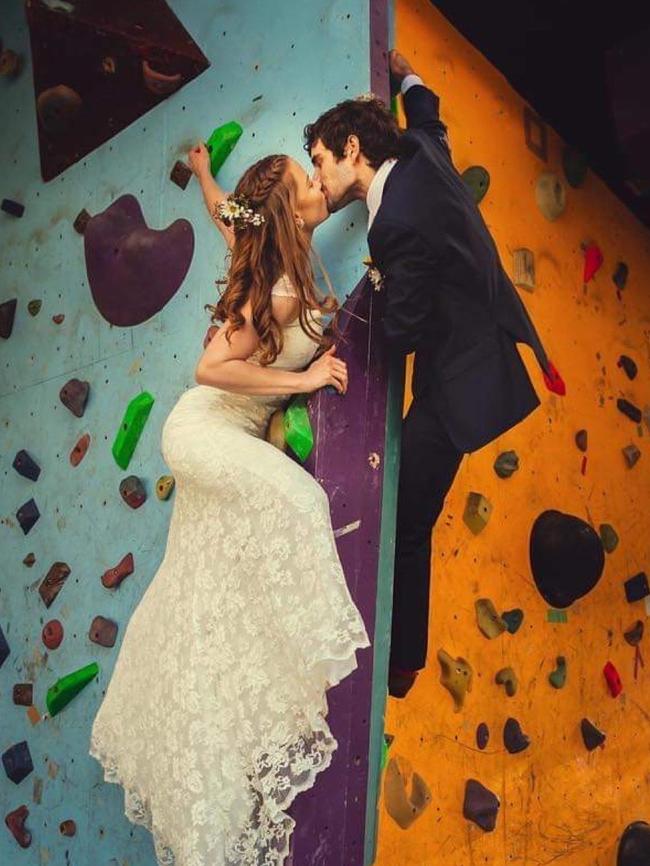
111,391,155,470
548,655,567,689
46,662,99,717
501,608,524,634
494,450,519,479
461,166,490,204
547,608,568,623
206,121,243,177
562,146,588,188
476,598,507,639
495,667,518,697
283,395,314,462
464,492,493,534
599,524,619,554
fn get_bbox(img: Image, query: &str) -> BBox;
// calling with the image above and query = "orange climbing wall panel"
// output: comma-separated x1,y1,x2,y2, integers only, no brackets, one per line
375,2,650,864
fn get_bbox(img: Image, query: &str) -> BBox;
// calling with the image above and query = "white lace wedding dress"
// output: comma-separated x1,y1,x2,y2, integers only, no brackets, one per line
88,275,371,866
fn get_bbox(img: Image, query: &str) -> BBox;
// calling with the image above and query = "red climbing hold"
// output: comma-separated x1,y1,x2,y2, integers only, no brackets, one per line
603,661,623,697
5,804,31,848
543,360,566,396
583,242,603,283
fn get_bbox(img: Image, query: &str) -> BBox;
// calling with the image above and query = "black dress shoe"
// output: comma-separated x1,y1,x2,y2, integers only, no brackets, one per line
618,821,650,866
388,665,419,698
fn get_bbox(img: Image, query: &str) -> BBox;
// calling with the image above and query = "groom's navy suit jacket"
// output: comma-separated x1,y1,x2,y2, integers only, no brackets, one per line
367,83,551,453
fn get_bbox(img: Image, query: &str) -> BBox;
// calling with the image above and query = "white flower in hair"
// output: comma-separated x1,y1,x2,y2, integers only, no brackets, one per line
214,194,265,229
355,91,381,102
363,257,384,291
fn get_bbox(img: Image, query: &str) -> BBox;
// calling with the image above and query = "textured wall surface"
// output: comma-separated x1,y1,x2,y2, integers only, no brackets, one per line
376,2,650,864
0,1,376,863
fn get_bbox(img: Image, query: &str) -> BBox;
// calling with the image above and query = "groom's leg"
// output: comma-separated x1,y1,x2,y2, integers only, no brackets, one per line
389,395,464,672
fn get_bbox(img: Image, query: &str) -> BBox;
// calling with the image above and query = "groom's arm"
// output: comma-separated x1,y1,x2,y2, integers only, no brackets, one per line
401,76,451,156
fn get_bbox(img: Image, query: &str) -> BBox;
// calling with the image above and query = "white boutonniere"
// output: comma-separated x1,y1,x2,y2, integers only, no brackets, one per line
363,257,384,291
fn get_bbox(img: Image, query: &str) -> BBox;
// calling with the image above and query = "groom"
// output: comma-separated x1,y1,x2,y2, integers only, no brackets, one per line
304,50,564,698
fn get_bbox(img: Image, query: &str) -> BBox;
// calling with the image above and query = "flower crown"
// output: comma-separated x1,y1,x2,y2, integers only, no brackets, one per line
214,194,265,229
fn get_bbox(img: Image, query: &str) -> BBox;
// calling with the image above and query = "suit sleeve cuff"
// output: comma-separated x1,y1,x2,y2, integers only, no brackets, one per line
401,73,424,94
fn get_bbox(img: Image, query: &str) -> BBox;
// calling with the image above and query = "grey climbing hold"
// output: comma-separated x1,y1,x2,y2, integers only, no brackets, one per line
624,620,644,647
535,172,566,221
495,667,518,697
475,599,507,639
494,450,519,478
622,444,641,468
461,166,490,204
599,524,619,554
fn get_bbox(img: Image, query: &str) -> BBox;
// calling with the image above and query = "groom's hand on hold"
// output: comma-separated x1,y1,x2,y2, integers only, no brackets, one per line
302,345,348,395
388,49,416,93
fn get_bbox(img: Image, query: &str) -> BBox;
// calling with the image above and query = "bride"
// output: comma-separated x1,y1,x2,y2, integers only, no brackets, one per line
88,142,371,866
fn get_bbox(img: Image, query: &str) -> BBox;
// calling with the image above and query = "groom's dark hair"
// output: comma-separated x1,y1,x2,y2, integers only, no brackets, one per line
303,96,400,169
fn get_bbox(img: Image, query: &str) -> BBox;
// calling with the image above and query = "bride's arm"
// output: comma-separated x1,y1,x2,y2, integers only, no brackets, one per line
188,142,235,251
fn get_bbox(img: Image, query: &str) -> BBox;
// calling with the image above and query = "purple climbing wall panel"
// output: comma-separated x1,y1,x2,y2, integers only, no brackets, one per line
287,275,390,865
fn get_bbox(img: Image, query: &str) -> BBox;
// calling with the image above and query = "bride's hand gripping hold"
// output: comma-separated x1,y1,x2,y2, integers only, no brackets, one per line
301,345,348,395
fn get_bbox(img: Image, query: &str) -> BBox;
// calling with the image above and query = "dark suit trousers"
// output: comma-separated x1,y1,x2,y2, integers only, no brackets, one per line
390,391,464,671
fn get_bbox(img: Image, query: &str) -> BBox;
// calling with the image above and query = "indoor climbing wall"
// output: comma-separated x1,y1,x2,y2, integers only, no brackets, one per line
0,1,386,863
375,2,650,864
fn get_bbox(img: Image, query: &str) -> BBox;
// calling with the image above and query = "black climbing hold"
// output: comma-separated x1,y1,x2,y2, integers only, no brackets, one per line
618,355,638,380
624,572,649,604
529,510,604,608
599,524,619,554
0,298,18,339
494,450,519,478
16,498,40,535
617,399,642,424
501,608,524,634
503,717,530,754
624,620,644,646
463,779,500,832
2,741,33,784
476,722,490,750
461,166,490,204
12,450,41,482
170,160,192,190
612,262,629,292
575,429,588,452
1,198,24,217
0,624,9,669
617,821,650,866
562,146,588,188
580,718,606,751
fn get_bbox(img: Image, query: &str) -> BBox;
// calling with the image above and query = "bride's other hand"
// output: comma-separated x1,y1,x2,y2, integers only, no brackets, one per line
188,141,211,178
302,345,348,394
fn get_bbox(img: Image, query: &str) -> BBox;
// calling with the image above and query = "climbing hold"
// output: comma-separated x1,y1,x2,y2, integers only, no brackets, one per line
622,444,641,468
60,378,90,418
581,718,606,751
155,475,175,500
73,208,91,235
512,249,535,291
4,805,31,849
59,819,76,837
112,391,155,470
0,48,21,77
535,172,566,221
2,741,33,784
461,166,490,204
617,399,642,424
574,429,588,452
624,620,644,646
13,684,33,706
547,608,568,623
548,656,567,689
529,509,604,608
16,498,40,535
266,408,287,452
618,355,638,380
101,552,134,589
599,524,619,554
603,661,623,697
89,615,118,648
543,359,566,395
582,241,604,283
0,624,9,669
206,121,244,177
463,779,500,832
12,450,41,481
36,85,83,134
1,198,24,218
142,59,183,95
475,598,507,639
523,106,547,160
617,820,650,866
46,661,99,717
381,733,394,771
463,492,493,534
612,261,629,292
170,160,192,190
624,571,650,603
495,667,518,697
384,755,432,829
501,608,524,634
23,552,35,567
42,620,64,650
39,562,71,608
119,475,147,509
0,298,18,338
70,433,91,467
437,648,473,712
476,722,490,750
284,396,314,462
562,146,588,188
503,717,530,754
27,299,42,316
494,450,519,478
52,313,65,325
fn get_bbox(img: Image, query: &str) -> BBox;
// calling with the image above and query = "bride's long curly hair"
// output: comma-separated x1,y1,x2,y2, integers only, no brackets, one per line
204,154,343,366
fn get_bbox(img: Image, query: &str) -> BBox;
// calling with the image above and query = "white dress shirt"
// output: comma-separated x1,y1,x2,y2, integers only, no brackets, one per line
366,73,424,230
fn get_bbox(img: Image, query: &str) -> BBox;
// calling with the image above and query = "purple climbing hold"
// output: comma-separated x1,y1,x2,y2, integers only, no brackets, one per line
1,198,24,217
624,572,649,604
16,499,40,535
618,355,638,380
503,717,530,754
59,378,90,418
463,779,500,831
2,741,33,784
12,450,41,482
476,722,490,750
617,399,642,424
